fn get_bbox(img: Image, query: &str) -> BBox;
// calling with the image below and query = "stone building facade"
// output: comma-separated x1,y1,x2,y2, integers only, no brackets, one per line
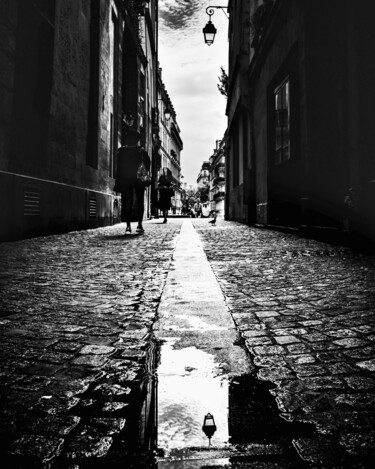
209,137,226,219
0,0,159,240
226,0,375,243
154,71,183,215
197,161,210,188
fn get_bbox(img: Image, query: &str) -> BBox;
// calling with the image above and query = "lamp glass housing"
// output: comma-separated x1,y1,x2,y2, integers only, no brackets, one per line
203,20,217,45
202,412,217,439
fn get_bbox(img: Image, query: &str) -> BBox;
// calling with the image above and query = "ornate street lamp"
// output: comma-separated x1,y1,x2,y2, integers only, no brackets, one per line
203,18,217,46
157,99,172,121
202,412,217,446
203,6,229,46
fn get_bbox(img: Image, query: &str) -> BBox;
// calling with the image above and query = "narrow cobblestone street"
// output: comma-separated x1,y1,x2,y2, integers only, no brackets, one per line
1,219,375,468
0,220,182,468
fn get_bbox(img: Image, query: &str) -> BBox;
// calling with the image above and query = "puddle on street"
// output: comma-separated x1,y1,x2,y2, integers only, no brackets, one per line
163,314,227,332
154,337,316,467
157,338,230,453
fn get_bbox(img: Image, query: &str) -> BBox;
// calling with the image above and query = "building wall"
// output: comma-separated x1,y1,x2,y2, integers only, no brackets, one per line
226,0,252,224
139,2,158,220
209,138,226,219
0,0,115,240
155,75,183,216
197,162,210,188
253,1,305,227
0,0,159,240
342,0,375,240
226,0,375,242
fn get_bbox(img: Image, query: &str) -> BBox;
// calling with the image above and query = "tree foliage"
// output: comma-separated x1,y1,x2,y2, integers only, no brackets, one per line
217,66,228,98
197,185,209,203
184,188,198,209
183,185,210,213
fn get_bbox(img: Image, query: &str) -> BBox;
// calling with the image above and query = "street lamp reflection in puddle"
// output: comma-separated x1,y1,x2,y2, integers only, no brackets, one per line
202,412,217,446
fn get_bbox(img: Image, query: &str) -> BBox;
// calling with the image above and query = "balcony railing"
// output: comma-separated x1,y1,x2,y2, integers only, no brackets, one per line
213,191,225,201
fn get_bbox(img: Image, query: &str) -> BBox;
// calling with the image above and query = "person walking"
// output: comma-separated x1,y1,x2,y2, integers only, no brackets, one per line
114,133,151,234
193,199,202,218
157,168,175,223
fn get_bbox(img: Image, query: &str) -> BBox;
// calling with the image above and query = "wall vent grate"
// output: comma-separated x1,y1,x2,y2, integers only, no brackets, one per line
24,190,41,217
89,197,97,218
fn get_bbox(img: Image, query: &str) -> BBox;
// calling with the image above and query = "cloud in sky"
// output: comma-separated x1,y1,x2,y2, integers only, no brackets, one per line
159,0,202,30
158,0,229,185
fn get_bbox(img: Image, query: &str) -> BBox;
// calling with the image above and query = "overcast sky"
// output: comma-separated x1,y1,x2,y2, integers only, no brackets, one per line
158,0,229,186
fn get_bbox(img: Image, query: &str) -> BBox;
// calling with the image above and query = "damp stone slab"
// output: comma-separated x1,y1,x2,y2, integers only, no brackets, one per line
155,219,245,353
156,220,237,337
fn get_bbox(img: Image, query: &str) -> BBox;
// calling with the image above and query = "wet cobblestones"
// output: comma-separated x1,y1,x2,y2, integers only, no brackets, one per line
194,219,375,466
0,221,181,468
1,218,375,467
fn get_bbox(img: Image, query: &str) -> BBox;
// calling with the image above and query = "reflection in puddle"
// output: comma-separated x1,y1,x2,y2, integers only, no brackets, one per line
166,314,227,332
154,338,315,467
157,338,230,454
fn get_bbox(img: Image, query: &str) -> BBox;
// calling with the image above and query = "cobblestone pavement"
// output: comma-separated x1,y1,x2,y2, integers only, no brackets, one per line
193,218,375,467
1,218,375,468
0,220,182,468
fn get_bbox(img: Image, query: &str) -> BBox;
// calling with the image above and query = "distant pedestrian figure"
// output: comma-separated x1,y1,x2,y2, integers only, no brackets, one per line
157,168,175,223
188,207,196,218
113,198,120,224
202,202,210,218
193,200,203,218
114,134,151,234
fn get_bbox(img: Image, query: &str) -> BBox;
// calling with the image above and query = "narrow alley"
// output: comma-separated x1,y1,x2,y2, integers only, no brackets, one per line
0,219,374,468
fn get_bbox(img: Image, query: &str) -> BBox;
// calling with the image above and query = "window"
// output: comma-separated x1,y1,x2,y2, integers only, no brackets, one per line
274,77,290,165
